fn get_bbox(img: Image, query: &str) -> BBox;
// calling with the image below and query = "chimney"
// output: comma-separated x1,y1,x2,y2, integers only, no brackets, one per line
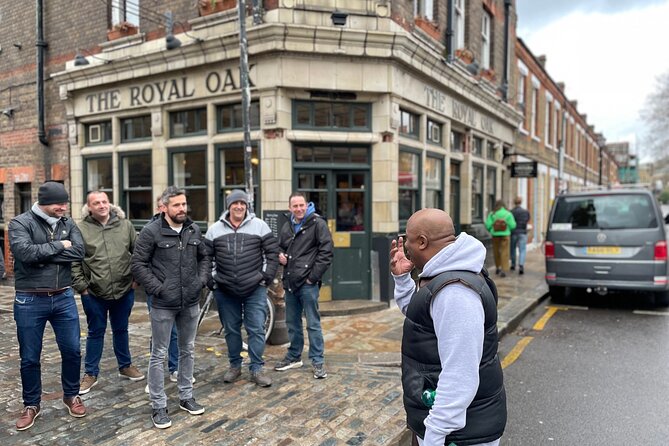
557,82,565,91
536,55,547,67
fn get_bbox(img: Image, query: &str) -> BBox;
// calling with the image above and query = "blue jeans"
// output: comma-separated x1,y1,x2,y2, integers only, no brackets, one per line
81,289,134,376
148,305,199,409
285,283,325,365
146,294,178,373
214,286,267,372
510,232,528,268
13,288,81,406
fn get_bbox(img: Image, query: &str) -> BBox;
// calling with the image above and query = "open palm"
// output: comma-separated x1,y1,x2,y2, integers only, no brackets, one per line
390,237,414,275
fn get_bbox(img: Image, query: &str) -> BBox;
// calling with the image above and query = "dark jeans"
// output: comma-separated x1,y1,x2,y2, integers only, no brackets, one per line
214,286,267,372
146,294,178,373
81,289,135,376
285,283,325,365
13,287,81,406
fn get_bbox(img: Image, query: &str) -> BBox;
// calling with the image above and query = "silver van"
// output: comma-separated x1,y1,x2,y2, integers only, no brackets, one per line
545,187,669,306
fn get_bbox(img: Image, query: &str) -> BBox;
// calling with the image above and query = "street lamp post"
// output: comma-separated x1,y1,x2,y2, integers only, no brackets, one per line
238,0,254,211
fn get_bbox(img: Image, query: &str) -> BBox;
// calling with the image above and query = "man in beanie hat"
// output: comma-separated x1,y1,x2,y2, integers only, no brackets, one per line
205,189,279,387
9,181,87,430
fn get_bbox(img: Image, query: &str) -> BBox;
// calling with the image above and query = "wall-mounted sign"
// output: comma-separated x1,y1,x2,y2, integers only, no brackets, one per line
511,161,538,178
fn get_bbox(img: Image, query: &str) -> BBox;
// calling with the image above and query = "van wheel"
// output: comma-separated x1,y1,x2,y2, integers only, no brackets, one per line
549,286,567,303
654,290,669,307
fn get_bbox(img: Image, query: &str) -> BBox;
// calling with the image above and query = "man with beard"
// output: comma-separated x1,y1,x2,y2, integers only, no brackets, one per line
132,186,211,429
390,208,506,445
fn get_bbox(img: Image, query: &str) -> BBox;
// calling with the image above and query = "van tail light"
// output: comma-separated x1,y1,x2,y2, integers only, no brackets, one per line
545,241,555,259
655,241,668,261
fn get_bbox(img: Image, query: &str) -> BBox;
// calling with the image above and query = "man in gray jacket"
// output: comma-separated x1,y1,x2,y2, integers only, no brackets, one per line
131,186,211,429
10,181,87,430
72,191,144,395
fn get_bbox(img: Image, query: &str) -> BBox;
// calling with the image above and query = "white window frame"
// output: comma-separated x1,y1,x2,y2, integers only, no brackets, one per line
454,0,466,50
544,91,553,148
111,0,139,26
530,75,540,140
415,0,435,21
481,11,491,69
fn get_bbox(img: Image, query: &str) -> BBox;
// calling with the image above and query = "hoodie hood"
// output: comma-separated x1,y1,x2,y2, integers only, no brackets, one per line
419,232,486,278
81,203,126,220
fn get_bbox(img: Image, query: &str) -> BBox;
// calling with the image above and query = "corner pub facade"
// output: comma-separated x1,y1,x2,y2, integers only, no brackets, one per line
50,0,520,301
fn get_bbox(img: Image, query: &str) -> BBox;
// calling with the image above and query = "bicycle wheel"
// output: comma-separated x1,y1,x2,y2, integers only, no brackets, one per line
264,295,275,342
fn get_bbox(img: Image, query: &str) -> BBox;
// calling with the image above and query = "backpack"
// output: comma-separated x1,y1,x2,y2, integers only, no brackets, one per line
493,218,507,232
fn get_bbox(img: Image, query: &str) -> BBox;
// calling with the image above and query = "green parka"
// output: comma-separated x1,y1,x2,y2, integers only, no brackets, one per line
485,207,517,237
72,205,136,300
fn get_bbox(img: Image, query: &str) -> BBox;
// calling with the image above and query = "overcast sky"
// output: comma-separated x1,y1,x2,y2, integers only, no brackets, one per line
515,0,669,160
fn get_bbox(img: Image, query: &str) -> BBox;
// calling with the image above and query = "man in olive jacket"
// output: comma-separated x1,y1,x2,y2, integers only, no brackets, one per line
72,191,144,396
274,192,333,379
131,186,211,429
485,199,516,278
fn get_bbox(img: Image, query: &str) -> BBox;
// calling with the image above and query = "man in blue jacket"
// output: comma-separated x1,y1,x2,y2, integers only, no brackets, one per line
274,192,333,379
10,181,87,430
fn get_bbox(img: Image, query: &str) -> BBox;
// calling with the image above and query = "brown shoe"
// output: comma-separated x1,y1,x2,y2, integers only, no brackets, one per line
16,405,40,431
79,373,98,395
64,396,86,418
119,365,145,381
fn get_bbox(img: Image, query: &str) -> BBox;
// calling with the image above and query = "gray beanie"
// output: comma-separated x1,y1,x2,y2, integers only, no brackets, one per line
38,181,69,205
226,189,249,209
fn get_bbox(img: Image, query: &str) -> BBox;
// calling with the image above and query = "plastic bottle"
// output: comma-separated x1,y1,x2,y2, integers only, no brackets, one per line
421,389,436,408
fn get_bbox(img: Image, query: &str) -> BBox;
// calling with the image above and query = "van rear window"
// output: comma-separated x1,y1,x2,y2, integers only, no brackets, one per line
553,194,658,229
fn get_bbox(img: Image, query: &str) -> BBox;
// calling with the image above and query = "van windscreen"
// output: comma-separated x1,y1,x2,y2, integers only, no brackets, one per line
553,194,658,229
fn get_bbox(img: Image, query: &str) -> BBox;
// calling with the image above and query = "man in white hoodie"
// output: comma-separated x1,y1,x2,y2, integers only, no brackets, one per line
390,208,506,446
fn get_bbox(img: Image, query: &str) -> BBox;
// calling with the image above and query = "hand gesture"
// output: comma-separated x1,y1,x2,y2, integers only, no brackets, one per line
390,236,413,275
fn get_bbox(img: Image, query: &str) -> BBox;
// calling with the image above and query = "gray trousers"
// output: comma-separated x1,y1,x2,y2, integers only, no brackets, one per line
148,304,199,409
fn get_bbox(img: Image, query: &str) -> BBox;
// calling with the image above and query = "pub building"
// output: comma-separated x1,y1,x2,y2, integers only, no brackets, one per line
53,3,520,301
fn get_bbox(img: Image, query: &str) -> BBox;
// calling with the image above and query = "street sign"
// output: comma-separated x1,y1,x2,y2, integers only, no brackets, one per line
511,161,538,178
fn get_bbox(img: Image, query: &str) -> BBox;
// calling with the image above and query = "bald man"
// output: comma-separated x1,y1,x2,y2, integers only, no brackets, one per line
391,209,506,446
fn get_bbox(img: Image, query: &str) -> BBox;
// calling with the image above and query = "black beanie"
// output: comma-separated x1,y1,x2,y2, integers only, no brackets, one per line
38,182,69,205
226,189,249,209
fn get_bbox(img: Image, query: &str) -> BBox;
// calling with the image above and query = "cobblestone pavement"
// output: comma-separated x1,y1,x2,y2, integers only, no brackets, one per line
0,247,547,445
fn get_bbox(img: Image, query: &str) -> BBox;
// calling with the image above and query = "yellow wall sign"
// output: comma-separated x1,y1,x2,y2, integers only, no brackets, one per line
333,232,351,248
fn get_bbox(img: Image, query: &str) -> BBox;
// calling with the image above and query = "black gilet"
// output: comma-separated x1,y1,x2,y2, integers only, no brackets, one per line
401,269,507,444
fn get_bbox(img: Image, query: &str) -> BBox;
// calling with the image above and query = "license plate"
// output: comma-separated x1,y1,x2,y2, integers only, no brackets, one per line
586,246,621,255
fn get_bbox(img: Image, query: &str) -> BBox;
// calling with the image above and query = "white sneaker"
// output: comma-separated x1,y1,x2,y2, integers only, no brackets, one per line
144,384,149,394
169,371,196,384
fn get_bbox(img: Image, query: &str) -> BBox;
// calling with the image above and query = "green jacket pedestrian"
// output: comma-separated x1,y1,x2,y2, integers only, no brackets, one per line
485,200,516,277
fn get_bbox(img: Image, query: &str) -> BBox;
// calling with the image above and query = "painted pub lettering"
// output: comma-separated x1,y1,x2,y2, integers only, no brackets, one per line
452,99,477,127
205,64,256,94
86,90,121,113
129,77,195,106
424,86,446,113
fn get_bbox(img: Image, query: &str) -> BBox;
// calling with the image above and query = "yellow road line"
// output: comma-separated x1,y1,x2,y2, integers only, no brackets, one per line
501,336,533,369
533,306,563,331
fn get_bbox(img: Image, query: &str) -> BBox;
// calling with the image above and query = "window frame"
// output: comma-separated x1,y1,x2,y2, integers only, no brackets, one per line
84,121,113,146
120,114,152,143
216,143,261,216
119,151,153,227
425,153,444,210
169,107,208,138
83,155,114,200
481,11,492,69
471,163,484,222
216,101,261,133
168,146,208,224
454,0,466,50
292,100,372,131
427,119,443,146
398,147,422,229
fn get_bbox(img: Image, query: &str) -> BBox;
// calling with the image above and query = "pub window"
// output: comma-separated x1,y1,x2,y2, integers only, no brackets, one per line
425,155,443,209
217,102,260,132
399,149,421,228
293,101,371,130
481,10,492,69
486,166,496,215
414,0,435,21
471,164,484,221
472,136,483,157
84,157,113,197
170,107,207,137
450,130,465,152
85,121,112,146
294,146,369,164
399,109,419,139
120,153,152,222
109,0,139,27
486,141,497,160
454,0,466,50
170,149,207,222
121,115,152,142
219,145,260,215
427,120,442,145
16,183,33,215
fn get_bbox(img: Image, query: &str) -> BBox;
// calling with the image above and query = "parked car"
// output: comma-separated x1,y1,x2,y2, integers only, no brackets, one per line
545,187,669,306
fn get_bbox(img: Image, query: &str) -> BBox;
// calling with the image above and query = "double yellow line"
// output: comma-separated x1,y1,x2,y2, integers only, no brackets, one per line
501,306,563,369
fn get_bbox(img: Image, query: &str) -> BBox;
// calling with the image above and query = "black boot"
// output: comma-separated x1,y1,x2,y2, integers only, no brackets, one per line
519,265,524,275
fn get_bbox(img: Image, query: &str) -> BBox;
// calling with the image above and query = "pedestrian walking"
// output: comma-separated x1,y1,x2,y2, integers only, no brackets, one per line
274,192,333,379
510,196,531,275
131,186,211,429
485,199,516,277
10,181,87,431
390,208,506,445
205,189,279,387
72,191,144,396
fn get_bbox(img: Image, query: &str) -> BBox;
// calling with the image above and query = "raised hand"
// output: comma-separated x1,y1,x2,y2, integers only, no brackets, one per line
390,236,413,275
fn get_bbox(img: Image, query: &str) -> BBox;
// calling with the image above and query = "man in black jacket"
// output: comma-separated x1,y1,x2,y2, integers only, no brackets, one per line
274,192,333,379
10,181,87,431
131,186,211,429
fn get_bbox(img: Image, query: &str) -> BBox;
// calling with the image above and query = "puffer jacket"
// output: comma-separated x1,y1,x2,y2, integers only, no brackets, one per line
9,208,85,290
72,205,136,300
278,211,333,293
131,214,211,310
205,210,279,298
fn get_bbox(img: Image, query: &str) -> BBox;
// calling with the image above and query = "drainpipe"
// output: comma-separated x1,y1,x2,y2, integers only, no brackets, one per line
36,0,49,149
445,0,454,62
501,0,511,101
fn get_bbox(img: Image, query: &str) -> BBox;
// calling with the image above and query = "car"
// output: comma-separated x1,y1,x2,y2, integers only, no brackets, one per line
544,186,669,306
